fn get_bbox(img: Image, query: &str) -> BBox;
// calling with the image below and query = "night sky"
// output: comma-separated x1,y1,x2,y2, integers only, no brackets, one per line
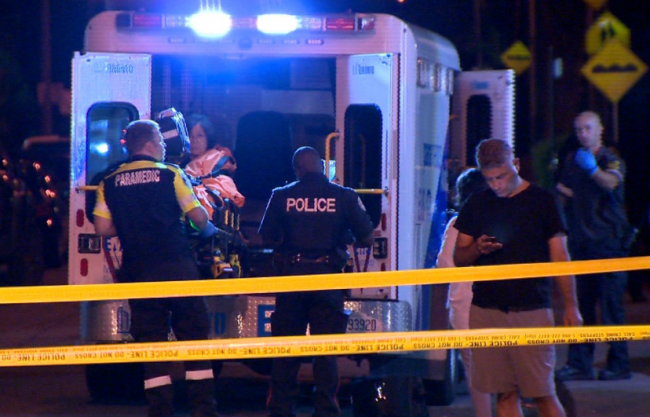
1,0,649,223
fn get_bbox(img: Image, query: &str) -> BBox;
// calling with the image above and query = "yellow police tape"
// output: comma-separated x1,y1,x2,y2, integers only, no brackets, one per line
2,325,650,367
0,257,649,305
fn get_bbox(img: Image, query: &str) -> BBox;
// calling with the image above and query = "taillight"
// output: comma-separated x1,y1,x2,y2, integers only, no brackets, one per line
76,209,85,228
132,13,164,28
325,17,355,31
80,259,89,277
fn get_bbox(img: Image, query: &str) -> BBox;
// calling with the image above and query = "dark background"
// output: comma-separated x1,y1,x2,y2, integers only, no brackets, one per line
1,0,649,224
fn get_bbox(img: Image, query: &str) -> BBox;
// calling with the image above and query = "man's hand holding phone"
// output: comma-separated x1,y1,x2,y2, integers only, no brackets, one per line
477,235,503,255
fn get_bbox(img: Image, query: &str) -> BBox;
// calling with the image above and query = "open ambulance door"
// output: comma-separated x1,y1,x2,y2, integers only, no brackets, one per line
69,52,151,287
69,52,151,342
450,69,516,171
336,53,460,408
336,54,398,294
69,52,152,403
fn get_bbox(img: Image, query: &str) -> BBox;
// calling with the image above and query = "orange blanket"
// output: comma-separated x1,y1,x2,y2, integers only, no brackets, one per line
185,149,245,216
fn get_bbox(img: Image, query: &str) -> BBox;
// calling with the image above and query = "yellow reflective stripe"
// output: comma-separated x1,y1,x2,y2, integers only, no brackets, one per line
0,257,648,305
172,166,200,213
186,369,214,380
144,375,172,389
92,182,111,220
1,325,649,367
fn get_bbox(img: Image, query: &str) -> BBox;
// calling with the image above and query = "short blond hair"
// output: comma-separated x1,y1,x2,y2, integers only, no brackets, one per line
124,120,161,155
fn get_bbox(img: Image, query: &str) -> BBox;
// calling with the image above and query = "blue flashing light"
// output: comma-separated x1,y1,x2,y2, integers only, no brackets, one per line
188,10,232,38
257,14,299,35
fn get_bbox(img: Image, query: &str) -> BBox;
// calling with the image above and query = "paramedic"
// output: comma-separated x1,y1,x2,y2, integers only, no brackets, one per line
555,111,632,381
453,138,582,417
259,146,374,417
93,119,220,417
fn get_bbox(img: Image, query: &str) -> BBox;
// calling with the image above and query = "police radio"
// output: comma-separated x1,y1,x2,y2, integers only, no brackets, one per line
157,108,190,162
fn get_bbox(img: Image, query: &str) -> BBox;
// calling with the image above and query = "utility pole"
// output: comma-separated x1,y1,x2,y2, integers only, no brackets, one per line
528,0,537,143
40,0,53,134
474,0,483,68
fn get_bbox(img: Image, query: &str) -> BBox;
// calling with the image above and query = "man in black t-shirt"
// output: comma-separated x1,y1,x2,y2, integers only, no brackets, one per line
555,111,632,382
454,139,582,417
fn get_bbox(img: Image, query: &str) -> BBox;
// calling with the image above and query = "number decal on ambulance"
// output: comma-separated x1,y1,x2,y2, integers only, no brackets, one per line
347,318,378,332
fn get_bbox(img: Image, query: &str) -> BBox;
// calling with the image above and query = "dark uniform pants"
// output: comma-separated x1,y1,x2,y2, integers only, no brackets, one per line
268,265,348,417
567,247,630,373
567,270,630,373
129,296,213,383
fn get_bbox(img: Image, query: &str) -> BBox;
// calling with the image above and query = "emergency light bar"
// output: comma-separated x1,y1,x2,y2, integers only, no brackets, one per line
117,11,375,38
188,10,232,37
256,14,299,35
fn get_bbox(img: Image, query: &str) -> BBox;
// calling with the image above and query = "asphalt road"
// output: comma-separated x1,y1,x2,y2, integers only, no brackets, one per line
1,265,649,416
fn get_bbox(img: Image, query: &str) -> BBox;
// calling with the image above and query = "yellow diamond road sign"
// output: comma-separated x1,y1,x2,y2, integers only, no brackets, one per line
586,11,630,55
582,40,648,103
583,0,608,10
501,41,531,75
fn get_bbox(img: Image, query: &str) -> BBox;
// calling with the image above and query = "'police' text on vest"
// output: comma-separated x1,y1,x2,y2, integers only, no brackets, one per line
286,198,336,213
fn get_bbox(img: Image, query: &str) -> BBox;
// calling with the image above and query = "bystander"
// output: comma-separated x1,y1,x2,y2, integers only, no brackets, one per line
453,138,582,417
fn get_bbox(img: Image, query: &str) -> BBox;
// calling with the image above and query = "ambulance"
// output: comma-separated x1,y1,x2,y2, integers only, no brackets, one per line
68,6,514,410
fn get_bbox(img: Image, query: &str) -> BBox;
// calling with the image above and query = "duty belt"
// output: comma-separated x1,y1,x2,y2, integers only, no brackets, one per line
479,304,549,313
289,253,332,265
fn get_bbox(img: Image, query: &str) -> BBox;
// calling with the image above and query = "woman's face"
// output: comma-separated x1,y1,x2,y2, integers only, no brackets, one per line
190,123,208,159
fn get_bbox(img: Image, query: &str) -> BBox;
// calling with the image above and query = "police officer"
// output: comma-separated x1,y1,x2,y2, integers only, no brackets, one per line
259,146,374,417
555,111,632,381
93,120,219,417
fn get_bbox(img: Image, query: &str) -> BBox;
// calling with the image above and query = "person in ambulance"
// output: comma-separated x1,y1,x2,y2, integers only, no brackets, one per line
92,119,220,417
185,113,236,171
183,113,245,212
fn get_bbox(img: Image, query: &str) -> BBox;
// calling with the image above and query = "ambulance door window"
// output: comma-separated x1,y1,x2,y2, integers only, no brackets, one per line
465,95,492,167
344,104,382,228
86,103,139,182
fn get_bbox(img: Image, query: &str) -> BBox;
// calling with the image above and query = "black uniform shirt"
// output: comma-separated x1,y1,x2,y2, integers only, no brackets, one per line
258,172,374,255
559,146,628,254
93,155,201,281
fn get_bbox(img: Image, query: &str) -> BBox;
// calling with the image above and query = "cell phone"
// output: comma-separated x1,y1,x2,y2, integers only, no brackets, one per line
485,236,498,243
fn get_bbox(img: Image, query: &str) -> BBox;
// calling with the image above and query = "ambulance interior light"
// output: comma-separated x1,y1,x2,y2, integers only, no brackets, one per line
188,10,232,37
256,14,299,35
93,143,110,156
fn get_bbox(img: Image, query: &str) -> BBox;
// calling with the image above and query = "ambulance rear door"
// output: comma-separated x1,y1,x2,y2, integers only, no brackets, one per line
450,69,516,170
336,53,398,299
69,52,152,285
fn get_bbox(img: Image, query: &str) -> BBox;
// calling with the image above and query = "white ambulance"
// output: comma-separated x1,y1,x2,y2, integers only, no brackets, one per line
68,7,514,411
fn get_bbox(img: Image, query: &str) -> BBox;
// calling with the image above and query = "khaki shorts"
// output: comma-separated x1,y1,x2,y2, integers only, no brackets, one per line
469,305,556,398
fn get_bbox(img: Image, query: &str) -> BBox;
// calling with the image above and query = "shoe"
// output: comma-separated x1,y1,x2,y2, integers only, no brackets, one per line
555,365,595,381
597,368,632,381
